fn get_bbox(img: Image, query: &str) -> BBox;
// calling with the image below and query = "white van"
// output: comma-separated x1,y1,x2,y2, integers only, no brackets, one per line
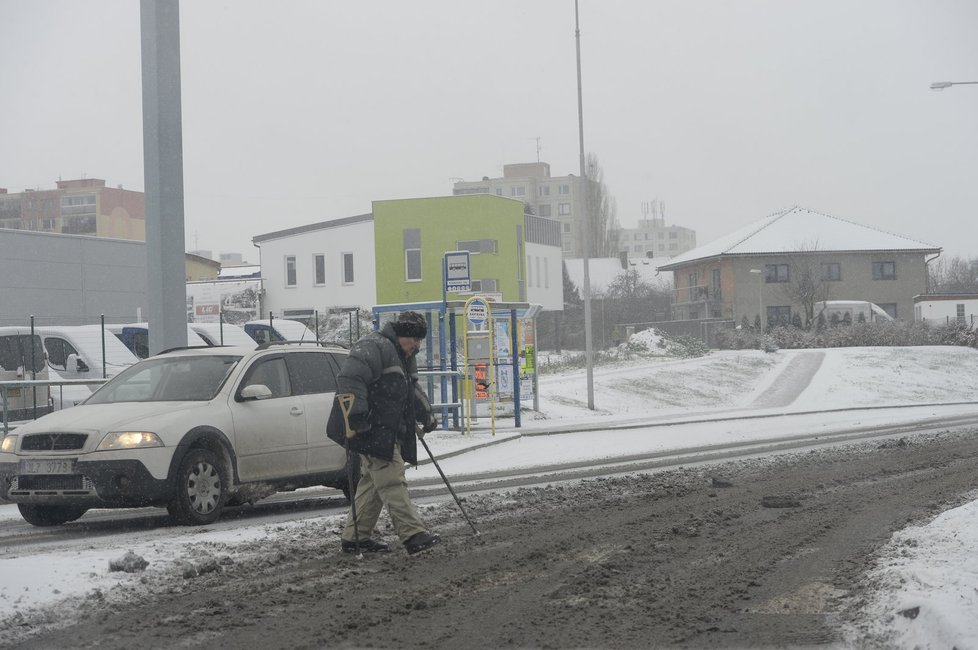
38,325,140,408
814,300,894,324
189,322,257,348
0,327,53,424
244,319,318,345
105,323,211,359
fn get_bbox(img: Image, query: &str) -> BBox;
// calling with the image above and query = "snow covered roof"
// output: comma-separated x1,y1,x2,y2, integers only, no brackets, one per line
564,257,668,295
658,206,940,269
218,264,261,279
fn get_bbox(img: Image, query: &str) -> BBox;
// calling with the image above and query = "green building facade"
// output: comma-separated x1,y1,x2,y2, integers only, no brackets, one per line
372,195,529,305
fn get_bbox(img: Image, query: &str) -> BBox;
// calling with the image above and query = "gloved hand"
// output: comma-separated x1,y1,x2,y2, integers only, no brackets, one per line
420,416,438,436
347,412,371,435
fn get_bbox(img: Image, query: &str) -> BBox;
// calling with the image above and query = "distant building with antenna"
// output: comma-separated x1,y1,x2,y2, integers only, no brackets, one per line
452,161,588,257
618,199,697,258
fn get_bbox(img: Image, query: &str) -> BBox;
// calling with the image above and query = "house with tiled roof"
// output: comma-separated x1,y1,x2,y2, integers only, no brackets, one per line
656,207,941,325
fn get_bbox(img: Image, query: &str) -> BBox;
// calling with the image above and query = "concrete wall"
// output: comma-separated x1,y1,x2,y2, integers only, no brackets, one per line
0,229,147,327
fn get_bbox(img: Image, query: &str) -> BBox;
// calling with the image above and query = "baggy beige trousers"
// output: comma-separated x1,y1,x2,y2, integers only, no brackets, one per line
341,443,427,544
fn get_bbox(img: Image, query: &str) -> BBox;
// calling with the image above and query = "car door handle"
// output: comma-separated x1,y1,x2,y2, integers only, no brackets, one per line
290,406,303,416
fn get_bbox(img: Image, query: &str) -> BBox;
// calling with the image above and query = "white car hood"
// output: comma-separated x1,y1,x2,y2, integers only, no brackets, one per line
15,401,213,434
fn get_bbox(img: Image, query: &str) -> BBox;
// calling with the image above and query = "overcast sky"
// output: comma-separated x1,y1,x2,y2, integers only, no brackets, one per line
2,0,976,262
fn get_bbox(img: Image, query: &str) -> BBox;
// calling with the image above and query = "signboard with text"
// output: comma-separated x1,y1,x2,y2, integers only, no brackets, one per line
445,250,471,292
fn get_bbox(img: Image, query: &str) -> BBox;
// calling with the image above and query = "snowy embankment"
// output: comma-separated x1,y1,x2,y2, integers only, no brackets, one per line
2,343,978,648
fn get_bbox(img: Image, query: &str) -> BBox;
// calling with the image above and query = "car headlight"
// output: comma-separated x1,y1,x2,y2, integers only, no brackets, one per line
1,436,16,453
97,431,164,451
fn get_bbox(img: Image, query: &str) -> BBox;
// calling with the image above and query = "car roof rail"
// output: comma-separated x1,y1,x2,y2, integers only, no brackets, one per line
155,345,223,355
255,339,331,350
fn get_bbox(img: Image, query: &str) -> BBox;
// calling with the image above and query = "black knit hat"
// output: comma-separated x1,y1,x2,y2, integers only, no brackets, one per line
392,311,427,339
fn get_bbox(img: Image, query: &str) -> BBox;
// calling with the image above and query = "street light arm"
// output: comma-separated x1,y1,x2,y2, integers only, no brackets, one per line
930,81,978,91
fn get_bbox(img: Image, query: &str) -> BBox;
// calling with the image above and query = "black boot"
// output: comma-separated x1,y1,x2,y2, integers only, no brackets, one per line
341,538,390,554
404,531,441,555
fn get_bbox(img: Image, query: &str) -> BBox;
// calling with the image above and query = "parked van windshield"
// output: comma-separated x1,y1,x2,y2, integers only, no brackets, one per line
0,334,46,373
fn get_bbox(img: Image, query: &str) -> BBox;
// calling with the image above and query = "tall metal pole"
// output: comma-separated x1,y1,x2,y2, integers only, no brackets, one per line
574,0,595,410
141,0,188,355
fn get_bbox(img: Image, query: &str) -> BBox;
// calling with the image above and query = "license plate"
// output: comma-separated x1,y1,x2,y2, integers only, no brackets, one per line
19,458,76,475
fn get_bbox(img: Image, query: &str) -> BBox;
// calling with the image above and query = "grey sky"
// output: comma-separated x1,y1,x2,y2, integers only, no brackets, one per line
2,0,976,262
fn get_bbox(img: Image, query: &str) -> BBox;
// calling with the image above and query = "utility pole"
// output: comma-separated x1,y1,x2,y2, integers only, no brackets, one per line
574,0,595,410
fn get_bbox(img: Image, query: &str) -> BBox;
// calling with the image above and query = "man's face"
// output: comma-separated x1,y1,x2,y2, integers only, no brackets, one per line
397,336,424,357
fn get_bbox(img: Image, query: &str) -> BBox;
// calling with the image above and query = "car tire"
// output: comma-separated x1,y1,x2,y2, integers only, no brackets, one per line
341,450,362,502
18,504,88,526
167,448,228,526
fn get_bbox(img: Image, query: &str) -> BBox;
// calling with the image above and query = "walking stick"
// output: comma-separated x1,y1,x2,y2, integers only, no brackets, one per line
418,434,480,536
337,393,363,559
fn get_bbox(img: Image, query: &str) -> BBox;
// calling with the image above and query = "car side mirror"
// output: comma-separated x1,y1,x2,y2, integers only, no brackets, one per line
240,384,273,400
75,357,90,373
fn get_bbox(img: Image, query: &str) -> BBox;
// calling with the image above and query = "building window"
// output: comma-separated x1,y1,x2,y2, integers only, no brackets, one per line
495,188,503,196
558,184,570,195
537,204,552,217
957,304,966,324
687,272,698,302
342,252,354,284
820,262,841,281
558,203,571,216
872,261,896,280
285,255,297,287
535,257,541,288
765,264,790,283
403,228,422,281
767,306,792,327
669,231,678,239
405,249,422,281
313,254,326,286
526,254,533,287
511,186,526,197
562,222,571,233
538,186,550,197
471,278,497,292
456,239,497,254
712,269,721,297
544,258,549,288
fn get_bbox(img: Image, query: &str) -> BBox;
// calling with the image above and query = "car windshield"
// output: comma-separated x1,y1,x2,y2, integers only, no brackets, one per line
85,354,241,404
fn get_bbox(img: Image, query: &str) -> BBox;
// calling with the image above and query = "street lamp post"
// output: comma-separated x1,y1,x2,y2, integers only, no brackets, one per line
750,269,763,328
930,81,978,90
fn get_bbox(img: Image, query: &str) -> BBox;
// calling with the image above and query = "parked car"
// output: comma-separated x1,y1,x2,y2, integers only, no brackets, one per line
0,341,356,526
244,319,318,345
189,322,258,348
105,323,211,359
0,327,53,424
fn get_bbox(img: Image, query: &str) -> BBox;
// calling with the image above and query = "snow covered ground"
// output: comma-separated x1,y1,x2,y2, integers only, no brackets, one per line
2,343,978,648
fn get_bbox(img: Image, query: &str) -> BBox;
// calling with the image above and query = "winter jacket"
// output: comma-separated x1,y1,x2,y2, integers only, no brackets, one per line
326,322,434,465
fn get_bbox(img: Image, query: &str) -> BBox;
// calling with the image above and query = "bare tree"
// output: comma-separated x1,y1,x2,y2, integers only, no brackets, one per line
581,153,621,258
779,243,832,326
928,255,978,293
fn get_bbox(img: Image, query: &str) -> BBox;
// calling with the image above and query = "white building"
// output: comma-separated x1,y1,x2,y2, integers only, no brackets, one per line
617,215,697,259
252,214,376,319
913,293,978,327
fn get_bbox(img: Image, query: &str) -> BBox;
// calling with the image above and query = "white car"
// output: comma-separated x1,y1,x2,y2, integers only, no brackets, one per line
0,342,355,526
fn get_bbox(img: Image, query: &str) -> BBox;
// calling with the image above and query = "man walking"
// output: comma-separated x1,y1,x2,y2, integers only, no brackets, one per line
327,311,441,555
